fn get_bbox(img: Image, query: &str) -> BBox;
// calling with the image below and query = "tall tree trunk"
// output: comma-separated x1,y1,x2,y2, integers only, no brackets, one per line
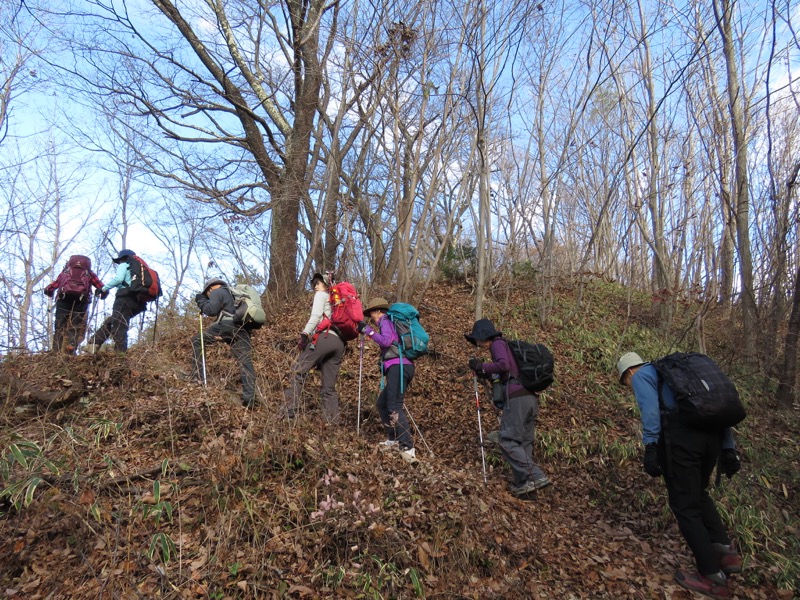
776,161,800,408
776,263,800,409
714,0,757,357
474,0,489,320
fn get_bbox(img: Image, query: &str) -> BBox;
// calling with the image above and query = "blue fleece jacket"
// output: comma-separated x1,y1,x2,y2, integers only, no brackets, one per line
631,363,734,449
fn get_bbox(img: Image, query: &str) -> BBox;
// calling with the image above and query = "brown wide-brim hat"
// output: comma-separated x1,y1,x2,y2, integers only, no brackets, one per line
364,297,390,314
465,318,503,345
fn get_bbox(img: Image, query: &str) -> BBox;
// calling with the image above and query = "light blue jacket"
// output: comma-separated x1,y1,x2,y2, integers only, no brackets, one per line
631,363,734,449
102,262,132,292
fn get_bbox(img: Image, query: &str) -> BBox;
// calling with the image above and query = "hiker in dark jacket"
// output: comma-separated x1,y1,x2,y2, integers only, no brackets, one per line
190,278,257,408
44,257,106,353
617,352,742,600
85,249,147,353
284,273,344,423
359,298,418,464
466,318,550,498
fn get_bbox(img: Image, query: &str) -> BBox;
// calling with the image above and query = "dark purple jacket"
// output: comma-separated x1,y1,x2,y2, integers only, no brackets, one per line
364,315,413,369
478,337,526,397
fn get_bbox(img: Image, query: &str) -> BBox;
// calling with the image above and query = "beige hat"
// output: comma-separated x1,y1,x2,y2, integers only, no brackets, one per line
364,297,390,314
616,352,645,384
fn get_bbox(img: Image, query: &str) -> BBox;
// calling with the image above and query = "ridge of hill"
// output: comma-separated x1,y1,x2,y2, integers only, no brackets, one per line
0,278,797,599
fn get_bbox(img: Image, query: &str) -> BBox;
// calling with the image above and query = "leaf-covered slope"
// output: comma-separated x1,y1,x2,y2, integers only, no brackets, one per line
0,279,794,599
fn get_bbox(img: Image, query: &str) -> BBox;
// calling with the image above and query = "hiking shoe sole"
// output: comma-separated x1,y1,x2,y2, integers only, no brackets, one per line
674,570,730,600
400,448,418,464
511,481,538,498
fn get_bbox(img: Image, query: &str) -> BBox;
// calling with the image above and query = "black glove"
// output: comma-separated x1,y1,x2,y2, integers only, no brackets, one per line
194,293,206,305
357,321,367,334
298,333,309,351
719,449,741,478
94,288,105,297
643,444,662,477
100,290,109,300
44,288,54,298
468,357,483,372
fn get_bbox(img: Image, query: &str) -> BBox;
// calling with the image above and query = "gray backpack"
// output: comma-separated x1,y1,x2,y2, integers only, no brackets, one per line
228,284,266,329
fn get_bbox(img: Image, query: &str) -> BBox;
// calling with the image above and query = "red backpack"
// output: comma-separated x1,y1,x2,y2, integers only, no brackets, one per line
318,281,363,341
126,256,162,303
56,255,93,302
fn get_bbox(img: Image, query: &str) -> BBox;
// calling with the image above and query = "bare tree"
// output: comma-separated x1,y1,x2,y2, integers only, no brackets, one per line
42,0,340,297
0,139,95,351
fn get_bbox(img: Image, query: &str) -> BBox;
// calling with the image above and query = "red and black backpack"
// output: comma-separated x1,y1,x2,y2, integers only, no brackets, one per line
55,255,93,302
125,256,162,303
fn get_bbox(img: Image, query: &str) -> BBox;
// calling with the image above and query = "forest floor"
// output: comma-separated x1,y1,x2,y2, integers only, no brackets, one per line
0,277,798,599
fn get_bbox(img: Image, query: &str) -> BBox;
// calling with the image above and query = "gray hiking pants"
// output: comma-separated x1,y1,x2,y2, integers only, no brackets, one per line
285,331,344,423
499,393,547,486
191,320,256,405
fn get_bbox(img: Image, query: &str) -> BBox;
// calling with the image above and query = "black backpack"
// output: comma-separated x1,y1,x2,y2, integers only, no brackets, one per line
125,256,162,303
507,340,555,393
652,352,746,430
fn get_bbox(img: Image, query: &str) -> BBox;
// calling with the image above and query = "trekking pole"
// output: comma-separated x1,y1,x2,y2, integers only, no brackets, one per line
199,314,207,387
152,297,160,345
404,405,433,456
357,334,364,434
473,374,488,484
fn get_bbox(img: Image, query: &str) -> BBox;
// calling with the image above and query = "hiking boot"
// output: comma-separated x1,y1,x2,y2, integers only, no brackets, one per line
511,480,538,498
242,399,256,409
712,543,743,575
378,440,400,451
533,476,552,490
400,447,418,464
674,570,730,600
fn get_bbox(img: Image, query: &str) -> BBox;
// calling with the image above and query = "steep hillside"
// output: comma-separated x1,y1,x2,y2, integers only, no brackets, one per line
1,279,797,599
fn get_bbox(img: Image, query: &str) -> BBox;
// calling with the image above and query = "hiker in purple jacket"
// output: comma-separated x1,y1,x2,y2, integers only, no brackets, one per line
466,318,550,498
359,298,418,464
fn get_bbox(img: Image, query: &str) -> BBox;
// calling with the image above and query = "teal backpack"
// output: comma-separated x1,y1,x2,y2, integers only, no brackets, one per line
387,303,429,360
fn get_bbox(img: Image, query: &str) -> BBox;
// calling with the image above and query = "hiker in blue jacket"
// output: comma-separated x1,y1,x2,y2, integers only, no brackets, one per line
466,318,551,498
85,249,147,353
190,278,256,409
617,352,742,600
359,298,417,464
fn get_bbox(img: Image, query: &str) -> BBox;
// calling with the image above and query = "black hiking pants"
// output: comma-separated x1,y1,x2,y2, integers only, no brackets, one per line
90,292,146,351
659,420,731,575
53,298,90,353
192,320,256,405
377,363,415,449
